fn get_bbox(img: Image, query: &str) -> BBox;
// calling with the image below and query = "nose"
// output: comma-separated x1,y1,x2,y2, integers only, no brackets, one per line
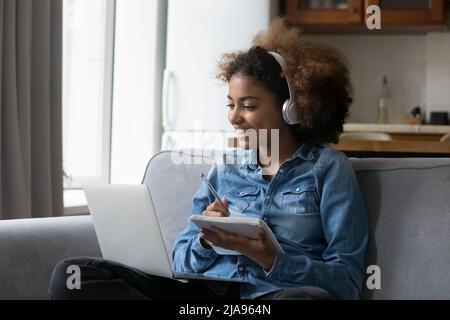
228,106,243,126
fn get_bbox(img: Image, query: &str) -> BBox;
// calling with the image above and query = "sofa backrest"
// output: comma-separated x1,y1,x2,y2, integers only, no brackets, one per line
142,150,210,261
143,150,450,299
353,158,450,299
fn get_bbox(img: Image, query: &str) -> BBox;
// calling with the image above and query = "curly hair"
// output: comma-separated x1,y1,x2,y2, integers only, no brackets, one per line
217,17,353,144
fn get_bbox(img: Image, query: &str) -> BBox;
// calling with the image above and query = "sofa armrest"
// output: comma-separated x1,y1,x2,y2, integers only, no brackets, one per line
0,216,101,300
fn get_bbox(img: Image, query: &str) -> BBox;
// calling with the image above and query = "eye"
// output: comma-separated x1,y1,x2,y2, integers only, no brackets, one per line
226,104,234,109
244,105,256,110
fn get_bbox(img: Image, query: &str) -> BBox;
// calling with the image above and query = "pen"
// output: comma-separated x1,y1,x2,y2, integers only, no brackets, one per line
200,173,229,213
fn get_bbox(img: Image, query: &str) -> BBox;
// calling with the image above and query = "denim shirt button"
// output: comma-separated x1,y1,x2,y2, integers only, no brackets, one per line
295,187,300,192
279,169,284,173
238,266,245,272
263,217,268,222
239,191,244,195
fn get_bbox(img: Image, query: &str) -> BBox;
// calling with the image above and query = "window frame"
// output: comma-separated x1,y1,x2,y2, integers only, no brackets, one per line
62,0,116,191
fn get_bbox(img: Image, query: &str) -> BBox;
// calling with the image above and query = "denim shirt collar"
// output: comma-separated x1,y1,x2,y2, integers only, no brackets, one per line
291,141,315,161
239,141,315,171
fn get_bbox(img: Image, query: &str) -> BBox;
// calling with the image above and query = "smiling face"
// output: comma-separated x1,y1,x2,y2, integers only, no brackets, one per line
227,73,288,150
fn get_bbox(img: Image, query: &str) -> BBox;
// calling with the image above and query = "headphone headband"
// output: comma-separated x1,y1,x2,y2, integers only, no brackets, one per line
267,51,300,125
267,51,293,99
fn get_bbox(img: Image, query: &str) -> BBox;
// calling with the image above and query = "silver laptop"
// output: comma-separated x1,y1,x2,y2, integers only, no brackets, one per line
84,184,244,283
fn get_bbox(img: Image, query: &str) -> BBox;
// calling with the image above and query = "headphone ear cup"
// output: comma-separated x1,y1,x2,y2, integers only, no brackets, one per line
282,100,300,125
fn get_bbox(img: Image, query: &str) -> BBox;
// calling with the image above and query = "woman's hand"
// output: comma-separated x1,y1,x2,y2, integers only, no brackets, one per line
199,198,229,248
200,226,278,271
202,197,229,218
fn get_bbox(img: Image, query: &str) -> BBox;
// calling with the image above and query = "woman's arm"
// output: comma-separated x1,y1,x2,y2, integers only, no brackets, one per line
171,166,220,274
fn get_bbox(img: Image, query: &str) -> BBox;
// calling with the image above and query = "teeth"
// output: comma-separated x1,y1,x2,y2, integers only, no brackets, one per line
235,129,248,138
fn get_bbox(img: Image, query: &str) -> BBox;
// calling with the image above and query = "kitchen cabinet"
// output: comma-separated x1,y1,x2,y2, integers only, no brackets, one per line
334,139,450,156
282,0,447,33
283,0,363,25
367,0,446,25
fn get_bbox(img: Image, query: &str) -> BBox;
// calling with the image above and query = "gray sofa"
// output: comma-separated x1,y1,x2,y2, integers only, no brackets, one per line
1,151,450,300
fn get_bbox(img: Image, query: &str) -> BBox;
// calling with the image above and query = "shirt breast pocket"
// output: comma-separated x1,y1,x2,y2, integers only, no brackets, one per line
281,184,319,215
227,188,260,213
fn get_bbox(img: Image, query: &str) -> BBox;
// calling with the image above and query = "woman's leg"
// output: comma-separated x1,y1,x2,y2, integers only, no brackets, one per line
258,286,335,300
49,256,239,300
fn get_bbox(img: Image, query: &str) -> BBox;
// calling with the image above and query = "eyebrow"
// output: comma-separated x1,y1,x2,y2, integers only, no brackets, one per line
227,95,261,101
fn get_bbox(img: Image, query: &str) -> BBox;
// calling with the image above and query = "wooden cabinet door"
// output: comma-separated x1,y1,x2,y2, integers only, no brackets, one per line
365,0,446,25
285,0,364,25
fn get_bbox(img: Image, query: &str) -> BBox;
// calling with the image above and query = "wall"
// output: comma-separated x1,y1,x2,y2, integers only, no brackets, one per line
311,32,450,124
426,32,450,121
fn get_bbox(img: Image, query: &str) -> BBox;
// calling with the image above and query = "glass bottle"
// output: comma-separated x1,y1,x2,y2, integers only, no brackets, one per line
377,76,391,124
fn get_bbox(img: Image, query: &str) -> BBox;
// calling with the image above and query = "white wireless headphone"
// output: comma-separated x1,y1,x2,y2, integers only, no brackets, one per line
267,51,300,125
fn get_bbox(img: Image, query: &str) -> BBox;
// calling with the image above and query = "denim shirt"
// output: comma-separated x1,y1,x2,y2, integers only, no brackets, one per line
172,142,368,300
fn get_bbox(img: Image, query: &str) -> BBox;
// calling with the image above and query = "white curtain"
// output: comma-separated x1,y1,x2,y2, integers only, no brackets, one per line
0,0,63,219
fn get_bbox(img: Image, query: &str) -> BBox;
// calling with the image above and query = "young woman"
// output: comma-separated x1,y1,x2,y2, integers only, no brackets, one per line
49,18,367,300
171,18,367,300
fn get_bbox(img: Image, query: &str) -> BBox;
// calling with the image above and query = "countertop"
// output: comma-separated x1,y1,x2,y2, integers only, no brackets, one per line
344,123,450,134
336,123,450,155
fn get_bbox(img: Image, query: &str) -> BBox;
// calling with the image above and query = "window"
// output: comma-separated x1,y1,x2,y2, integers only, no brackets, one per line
62,0,166,211
63,0,115,189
